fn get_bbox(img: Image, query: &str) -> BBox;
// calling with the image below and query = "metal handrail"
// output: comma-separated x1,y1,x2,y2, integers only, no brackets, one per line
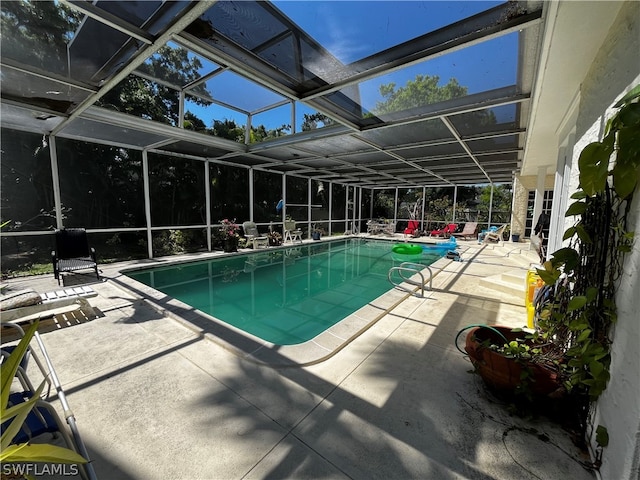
387,262,433,297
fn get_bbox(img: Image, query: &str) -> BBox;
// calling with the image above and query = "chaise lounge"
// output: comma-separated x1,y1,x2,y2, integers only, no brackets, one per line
451,222,478,240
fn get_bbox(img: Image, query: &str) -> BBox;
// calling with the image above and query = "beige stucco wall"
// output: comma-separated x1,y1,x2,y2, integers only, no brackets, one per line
569,2,639,479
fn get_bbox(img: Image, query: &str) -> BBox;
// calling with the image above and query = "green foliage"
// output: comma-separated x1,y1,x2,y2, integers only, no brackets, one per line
210,119,244,142
374,75,467,114
1,320,88,466
426,196,453,222
578,142,612,196
249,124,291,143
0,1,82,73
481,329,546,400
301,112,335,131
477,185,512,212
15,263,53,277
578,86,640,199
536,86,639,415
183,112,208,132
152,230,198,256
101,45,208,125
372,190,396,218
496,339,534,359
596,425,610,448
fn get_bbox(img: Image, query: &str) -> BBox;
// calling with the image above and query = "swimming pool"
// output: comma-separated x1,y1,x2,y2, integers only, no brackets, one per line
125,238,442,346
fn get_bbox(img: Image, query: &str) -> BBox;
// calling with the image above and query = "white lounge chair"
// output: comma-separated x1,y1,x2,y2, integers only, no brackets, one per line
0,288,97,325
242,221,269,249
284,219,303,243
483,224,507,243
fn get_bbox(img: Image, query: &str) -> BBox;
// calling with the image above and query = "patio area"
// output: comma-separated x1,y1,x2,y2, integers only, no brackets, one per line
2,237,596,480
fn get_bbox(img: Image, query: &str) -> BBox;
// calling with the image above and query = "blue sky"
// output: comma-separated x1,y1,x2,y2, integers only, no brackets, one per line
273,1,501,64
184,1,515,132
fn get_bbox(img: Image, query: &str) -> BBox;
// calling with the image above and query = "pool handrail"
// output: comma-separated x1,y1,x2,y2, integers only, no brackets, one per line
388,262,433,297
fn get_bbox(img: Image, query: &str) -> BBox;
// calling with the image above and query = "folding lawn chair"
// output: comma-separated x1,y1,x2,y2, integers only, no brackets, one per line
1,322,97,480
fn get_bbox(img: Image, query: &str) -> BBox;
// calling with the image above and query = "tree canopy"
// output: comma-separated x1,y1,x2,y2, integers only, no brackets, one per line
1,1,81,74
374,75,467,114
100,45,210,126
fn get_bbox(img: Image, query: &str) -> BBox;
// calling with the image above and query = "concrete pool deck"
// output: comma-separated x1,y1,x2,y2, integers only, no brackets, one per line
1,236,596,480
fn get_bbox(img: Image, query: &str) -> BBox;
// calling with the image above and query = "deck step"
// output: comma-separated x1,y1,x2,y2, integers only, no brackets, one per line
501,270,527,286
479,269,527,304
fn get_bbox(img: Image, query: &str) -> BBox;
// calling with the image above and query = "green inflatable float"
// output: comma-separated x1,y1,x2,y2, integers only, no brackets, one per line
391,243,423,255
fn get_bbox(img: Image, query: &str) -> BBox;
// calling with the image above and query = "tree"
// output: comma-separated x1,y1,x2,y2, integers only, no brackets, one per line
0,131,55,231
183,112,207,132
372,74,497,132
478,184,512,212
54,138,146,229
372,190,396,218
1,1,81,75
249,124,291,143
374,75,467,114
149,155,205,226
212,119,245,142
301,112,335,131
100,45,211,126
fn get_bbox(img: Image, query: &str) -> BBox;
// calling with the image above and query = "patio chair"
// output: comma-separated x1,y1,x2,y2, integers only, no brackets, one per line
366,220,381,234
483,224,507,243
242,221,269,249
283,219,303,243
403,220,420,238
381,221,396,236
1,323,97,480
451,222,478,240
52,228,99,285
0,287,97,326
477,225,497,243
430,223,457,238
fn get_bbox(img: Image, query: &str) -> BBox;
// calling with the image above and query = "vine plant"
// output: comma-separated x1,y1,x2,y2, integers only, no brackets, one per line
535,85,639,437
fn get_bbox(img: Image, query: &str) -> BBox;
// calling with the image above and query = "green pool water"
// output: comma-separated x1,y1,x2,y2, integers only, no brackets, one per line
126,239,442,345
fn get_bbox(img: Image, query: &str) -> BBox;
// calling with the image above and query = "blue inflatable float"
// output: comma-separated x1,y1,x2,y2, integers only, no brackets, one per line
421,237,457,251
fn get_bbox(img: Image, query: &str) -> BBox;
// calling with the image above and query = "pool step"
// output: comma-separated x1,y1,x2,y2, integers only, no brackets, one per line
479,269,527,304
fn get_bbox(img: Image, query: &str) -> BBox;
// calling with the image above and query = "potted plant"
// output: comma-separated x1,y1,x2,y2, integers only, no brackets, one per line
462,86,639,444
461,325,561,396
267,230,282,246
311,223,323,241
218,218,239,253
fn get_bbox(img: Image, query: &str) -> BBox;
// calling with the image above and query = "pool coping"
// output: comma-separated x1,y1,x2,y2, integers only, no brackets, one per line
112,237,456,367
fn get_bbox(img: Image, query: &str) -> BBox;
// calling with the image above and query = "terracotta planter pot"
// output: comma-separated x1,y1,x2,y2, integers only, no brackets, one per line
464,326,561,395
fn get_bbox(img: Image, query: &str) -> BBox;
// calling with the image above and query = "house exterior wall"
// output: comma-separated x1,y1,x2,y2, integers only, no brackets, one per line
568,2,640,479
511,174,554,239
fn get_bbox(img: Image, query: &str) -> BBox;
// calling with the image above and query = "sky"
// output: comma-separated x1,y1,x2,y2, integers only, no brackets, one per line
272,1,501,63
183,1,516,133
